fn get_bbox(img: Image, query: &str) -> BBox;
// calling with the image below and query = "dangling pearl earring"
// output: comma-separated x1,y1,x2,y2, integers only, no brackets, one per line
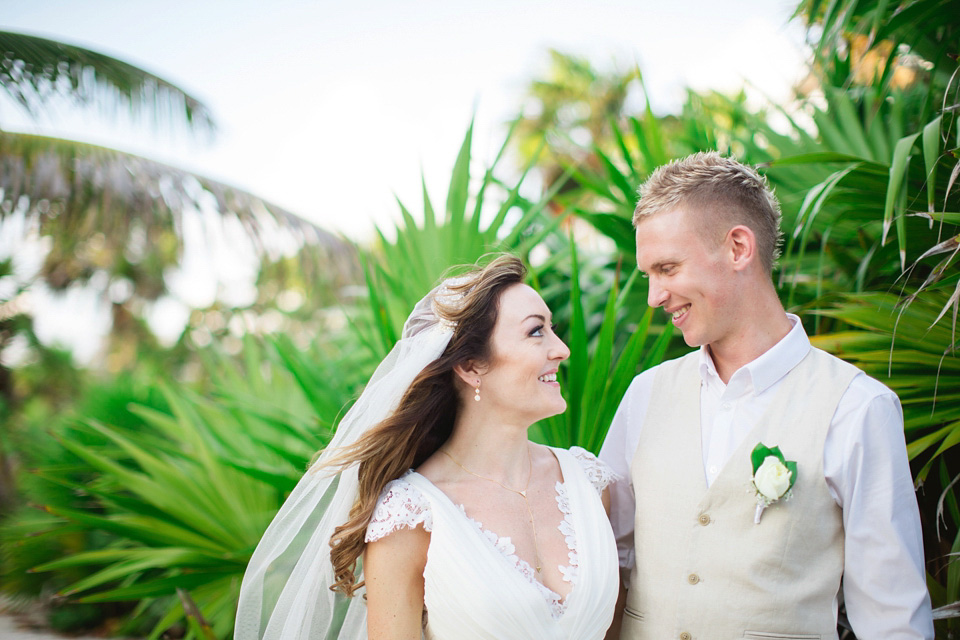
474,380,481,402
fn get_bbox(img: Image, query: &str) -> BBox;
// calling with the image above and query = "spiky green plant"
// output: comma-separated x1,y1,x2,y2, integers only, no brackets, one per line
22,336,358,639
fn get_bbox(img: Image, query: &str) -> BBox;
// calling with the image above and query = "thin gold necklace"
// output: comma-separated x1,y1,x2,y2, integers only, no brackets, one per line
439,445,542,573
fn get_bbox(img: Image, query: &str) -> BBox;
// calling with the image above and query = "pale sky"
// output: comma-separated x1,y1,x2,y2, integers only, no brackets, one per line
1,0,810,362
3,0,808,239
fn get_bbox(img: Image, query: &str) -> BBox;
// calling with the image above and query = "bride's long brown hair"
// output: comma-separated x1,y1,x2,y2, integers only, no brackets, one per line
326,254,526,596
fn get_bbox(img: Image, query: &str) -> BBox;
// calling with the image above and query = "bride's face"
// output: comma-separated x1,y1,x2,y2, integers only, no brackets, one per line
476,283,570,424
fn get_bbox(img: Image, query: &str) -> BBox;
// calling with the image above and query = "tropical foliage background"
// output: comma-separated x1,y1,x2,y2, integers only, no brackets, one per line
0,0,958,638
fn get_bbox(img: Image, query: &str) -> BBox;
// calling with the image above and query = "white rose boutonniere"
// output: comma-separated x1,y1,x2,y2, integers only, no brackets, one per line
750,443,797,524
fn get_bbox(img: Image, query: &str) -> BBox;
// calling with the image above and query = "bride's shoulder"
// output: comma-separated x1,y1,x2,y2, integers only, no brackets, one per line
366,473,433,543
564,446,620,495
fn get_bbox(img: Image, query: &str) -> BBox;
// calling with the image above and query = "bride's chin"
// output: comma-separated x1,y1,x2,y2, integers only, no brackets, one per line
544,400,567,419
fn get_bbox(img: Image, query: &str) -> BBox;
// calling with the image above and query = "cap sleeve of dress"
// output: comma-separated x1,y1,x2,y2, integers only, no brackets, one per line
569,446,620,496
364,474,433,543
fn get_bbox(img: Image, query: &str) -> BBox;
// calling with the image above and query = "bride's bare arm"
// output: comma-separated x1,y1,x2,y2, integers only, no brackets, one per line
364,524,430,640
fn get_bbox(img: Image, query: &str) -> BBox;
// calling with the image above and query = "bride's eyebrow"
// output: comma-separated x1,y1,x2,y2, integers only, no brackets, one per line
523,314,548,323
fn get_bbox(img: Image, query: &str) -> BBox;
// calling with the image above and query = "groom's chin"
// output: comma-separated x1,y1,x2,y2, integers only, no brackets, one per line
680,331,699,347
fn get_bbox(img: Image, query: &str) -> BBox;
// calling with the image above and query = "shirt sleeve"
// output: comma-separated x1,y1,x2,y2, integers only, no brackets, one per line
825,375,934,639
599,371,655,578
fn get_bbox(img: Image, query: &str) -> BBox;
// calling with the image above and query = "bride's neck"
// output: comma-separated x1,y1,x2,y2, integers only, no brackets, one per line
442,418,531,483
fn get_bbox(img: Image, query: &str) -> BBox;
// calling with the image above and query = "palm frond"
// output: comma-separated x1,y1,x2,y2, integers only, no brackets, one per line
0,131,351,293
810,290,960,481
0,30,215,133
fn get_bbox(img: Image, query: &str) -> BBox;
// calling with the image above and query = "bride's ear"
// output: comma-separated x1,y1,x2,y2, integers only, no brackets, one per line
453,361,486,387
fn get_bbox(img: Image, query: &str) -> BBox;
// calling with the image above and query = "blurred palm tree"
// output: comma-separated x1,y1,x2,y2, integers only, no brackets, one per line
514,49,642,211
0,31,351,512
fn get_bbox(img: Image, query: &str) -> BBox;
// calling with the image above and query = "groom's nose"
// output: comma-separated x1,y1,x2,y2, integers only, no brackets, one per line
647,278,668,308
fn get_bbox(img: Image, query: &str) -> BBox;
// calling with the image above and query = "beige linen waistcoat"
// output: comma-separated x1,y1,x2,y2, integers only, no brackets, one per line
622,348,859,640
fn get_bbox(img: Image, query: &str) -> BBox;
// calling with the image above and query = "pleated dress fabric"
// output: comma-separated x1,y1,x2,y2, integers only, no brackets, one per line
400,447,620,640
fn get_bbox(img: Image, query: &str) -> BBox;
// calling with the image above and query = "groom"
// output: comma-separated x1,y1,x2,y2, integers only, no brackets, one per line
599,152,933,639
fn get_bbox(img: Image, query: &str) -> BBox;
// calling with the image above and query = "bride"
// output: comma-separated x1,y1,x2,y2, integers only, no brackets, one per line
235,254,620,640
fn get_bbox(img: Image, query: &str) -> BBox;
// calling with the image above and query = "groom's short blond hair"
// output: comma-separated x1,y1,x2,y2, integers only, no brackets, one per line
633,152,783,273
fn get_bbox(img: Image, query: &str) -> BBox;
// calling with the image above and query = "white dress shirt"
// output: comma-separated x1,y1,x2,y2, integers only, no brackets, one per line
599,314,934,639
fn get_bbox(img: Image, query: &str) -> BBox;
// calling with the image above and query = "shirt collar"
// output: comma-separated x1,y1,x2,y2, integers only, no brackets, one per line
697,313,810,395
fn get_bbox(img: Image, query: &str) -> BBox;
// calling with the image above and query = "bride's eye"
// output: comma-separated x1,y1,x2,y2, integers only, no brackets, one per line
530,324,545,337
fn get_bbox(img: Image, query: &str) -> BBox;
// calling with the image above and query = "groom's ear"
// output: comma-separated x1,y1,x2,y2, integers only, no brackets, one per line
727,224,757,272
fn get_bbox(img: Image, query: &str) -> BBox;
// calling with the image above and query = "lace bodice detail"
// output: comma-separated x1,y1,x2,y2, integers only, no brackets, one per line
365,447,618,619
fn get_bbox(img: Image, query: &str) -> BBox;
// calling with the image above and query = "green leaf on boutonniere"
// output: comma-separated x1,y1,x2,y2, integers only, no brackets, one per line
750,442,796,473
750,442,782,473
785,460,798,491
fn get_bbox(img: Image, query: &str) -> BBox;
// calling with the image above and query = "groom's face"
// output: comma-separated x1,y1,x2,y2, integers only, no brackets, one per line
635,206,736,348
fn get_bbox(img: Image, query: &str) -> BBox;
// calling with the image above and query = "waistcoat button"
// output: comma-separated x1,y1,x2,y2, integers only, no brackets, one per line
698,513,710,526
687,573,700,584
680,633,692,640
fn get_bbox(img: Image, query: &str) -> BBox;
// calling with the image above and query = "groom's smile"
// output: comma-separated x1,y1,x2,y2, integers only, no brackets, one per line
669,304,690,324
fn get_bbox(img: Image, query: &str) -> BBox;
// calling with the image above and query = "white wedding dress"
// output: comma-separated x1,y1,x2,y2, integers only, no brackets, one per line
365,446,620,640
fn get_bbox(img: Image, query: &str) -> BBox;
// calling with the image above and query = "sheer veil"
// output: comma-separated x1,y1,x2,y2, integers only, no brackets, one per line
234,284,458,640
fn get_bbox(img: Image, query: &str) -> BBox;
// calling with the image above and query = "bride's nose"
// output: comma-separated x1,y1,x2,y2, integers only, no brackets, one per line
550,333,570,361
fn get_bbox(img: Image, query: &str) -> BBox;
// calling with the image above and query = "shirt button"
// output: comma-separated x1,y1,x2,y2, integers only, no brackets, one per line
698,513,711,526
680,633,692,640
708,465,718,475
687,573,700,584
721,401,732,410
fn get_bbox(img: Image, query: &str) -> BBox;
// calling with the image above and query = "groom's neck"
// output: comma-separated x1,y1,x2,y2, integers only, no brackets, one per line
707,305,792,384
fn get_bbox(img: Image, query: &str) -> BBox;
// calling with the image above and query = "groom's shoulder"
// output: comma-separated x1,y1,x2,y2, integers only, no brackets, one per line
809,346,898,402
622,351,699,399
648,350,700,376
807,346,863,377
